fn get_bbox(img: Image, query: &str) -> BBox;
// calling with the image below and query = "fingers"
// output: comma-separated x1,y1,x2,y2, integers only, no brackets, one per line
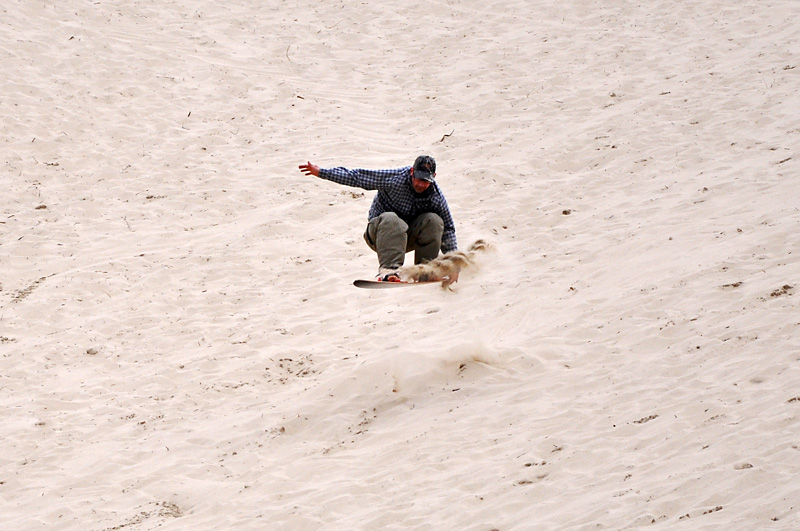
298,161,319,176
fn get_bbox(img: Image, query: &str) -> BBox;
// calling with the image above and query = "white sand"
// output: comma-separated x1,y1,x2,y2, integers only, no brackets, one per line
2,0,799,529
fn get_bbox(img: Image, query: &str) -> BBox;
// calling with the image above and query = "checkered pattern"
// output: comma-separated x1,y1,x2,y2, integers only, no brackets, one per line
319,165,458,253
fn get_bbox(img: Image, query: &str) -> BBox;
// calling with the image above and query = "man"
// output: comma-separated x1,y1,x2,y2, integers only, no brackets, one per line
298,155,458,281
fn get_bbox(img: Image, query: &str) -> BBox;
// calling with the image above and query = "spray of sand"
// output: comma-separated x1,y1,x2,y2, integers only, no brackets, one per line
398,239,491,286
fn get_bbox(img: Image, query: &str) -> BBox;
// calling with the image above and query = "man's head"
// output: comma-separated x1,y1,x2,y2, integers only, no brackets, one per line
412,155,436,181
411,155,436,193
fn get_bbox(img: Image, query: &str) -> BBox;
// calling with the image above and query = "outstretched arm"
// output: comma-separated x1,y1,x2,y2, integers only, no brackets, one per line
298,161,320,177
301,163,409,191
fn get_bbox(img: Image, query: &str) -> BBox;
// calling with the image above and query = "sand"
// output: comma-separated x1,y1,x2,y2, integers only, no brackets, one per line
2,0,799,529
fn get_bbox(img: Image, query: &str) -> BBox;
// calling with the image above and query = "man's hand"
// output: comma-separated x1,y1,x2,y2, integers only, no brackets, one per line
299,161,320,177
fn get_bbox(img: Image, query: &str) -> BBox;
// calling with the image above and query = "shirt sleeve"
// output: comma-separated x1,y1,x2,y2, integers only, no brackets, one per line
318,167,408,190
438,196,458,253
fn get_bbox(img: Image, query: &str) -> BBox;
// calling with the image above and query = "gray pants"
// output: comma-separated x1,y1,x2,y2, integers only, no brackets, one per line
364,212,444,270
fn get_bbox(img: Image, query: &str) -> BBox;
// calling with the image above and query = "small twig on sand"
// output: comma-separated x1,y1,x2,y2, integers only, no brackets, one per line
286,45,292,63
440,129,455,142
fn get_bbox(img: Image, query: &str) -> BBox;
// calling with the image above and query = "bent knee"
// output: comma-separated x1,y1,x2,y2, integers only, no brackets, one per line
376,212,408,231
419,213,444,232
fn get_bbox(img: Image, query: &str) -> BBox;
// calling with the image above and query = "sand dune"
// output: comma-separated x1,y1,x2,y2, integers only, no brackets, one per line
2,0,799,529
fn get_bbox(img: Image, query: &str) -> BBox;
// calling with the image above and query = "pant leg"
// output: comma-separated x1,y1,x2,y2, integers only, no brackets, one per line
364,212,408,270
407,213,444,264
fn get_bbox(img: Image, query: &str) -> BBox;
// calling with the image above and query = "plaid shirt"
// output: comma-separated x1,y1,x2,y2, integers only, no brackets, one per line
319,165,458,253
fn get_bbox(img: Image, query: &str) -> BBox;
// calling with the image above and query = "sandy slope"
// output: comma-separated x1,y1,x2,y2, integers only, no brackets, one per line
2,0,799,529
